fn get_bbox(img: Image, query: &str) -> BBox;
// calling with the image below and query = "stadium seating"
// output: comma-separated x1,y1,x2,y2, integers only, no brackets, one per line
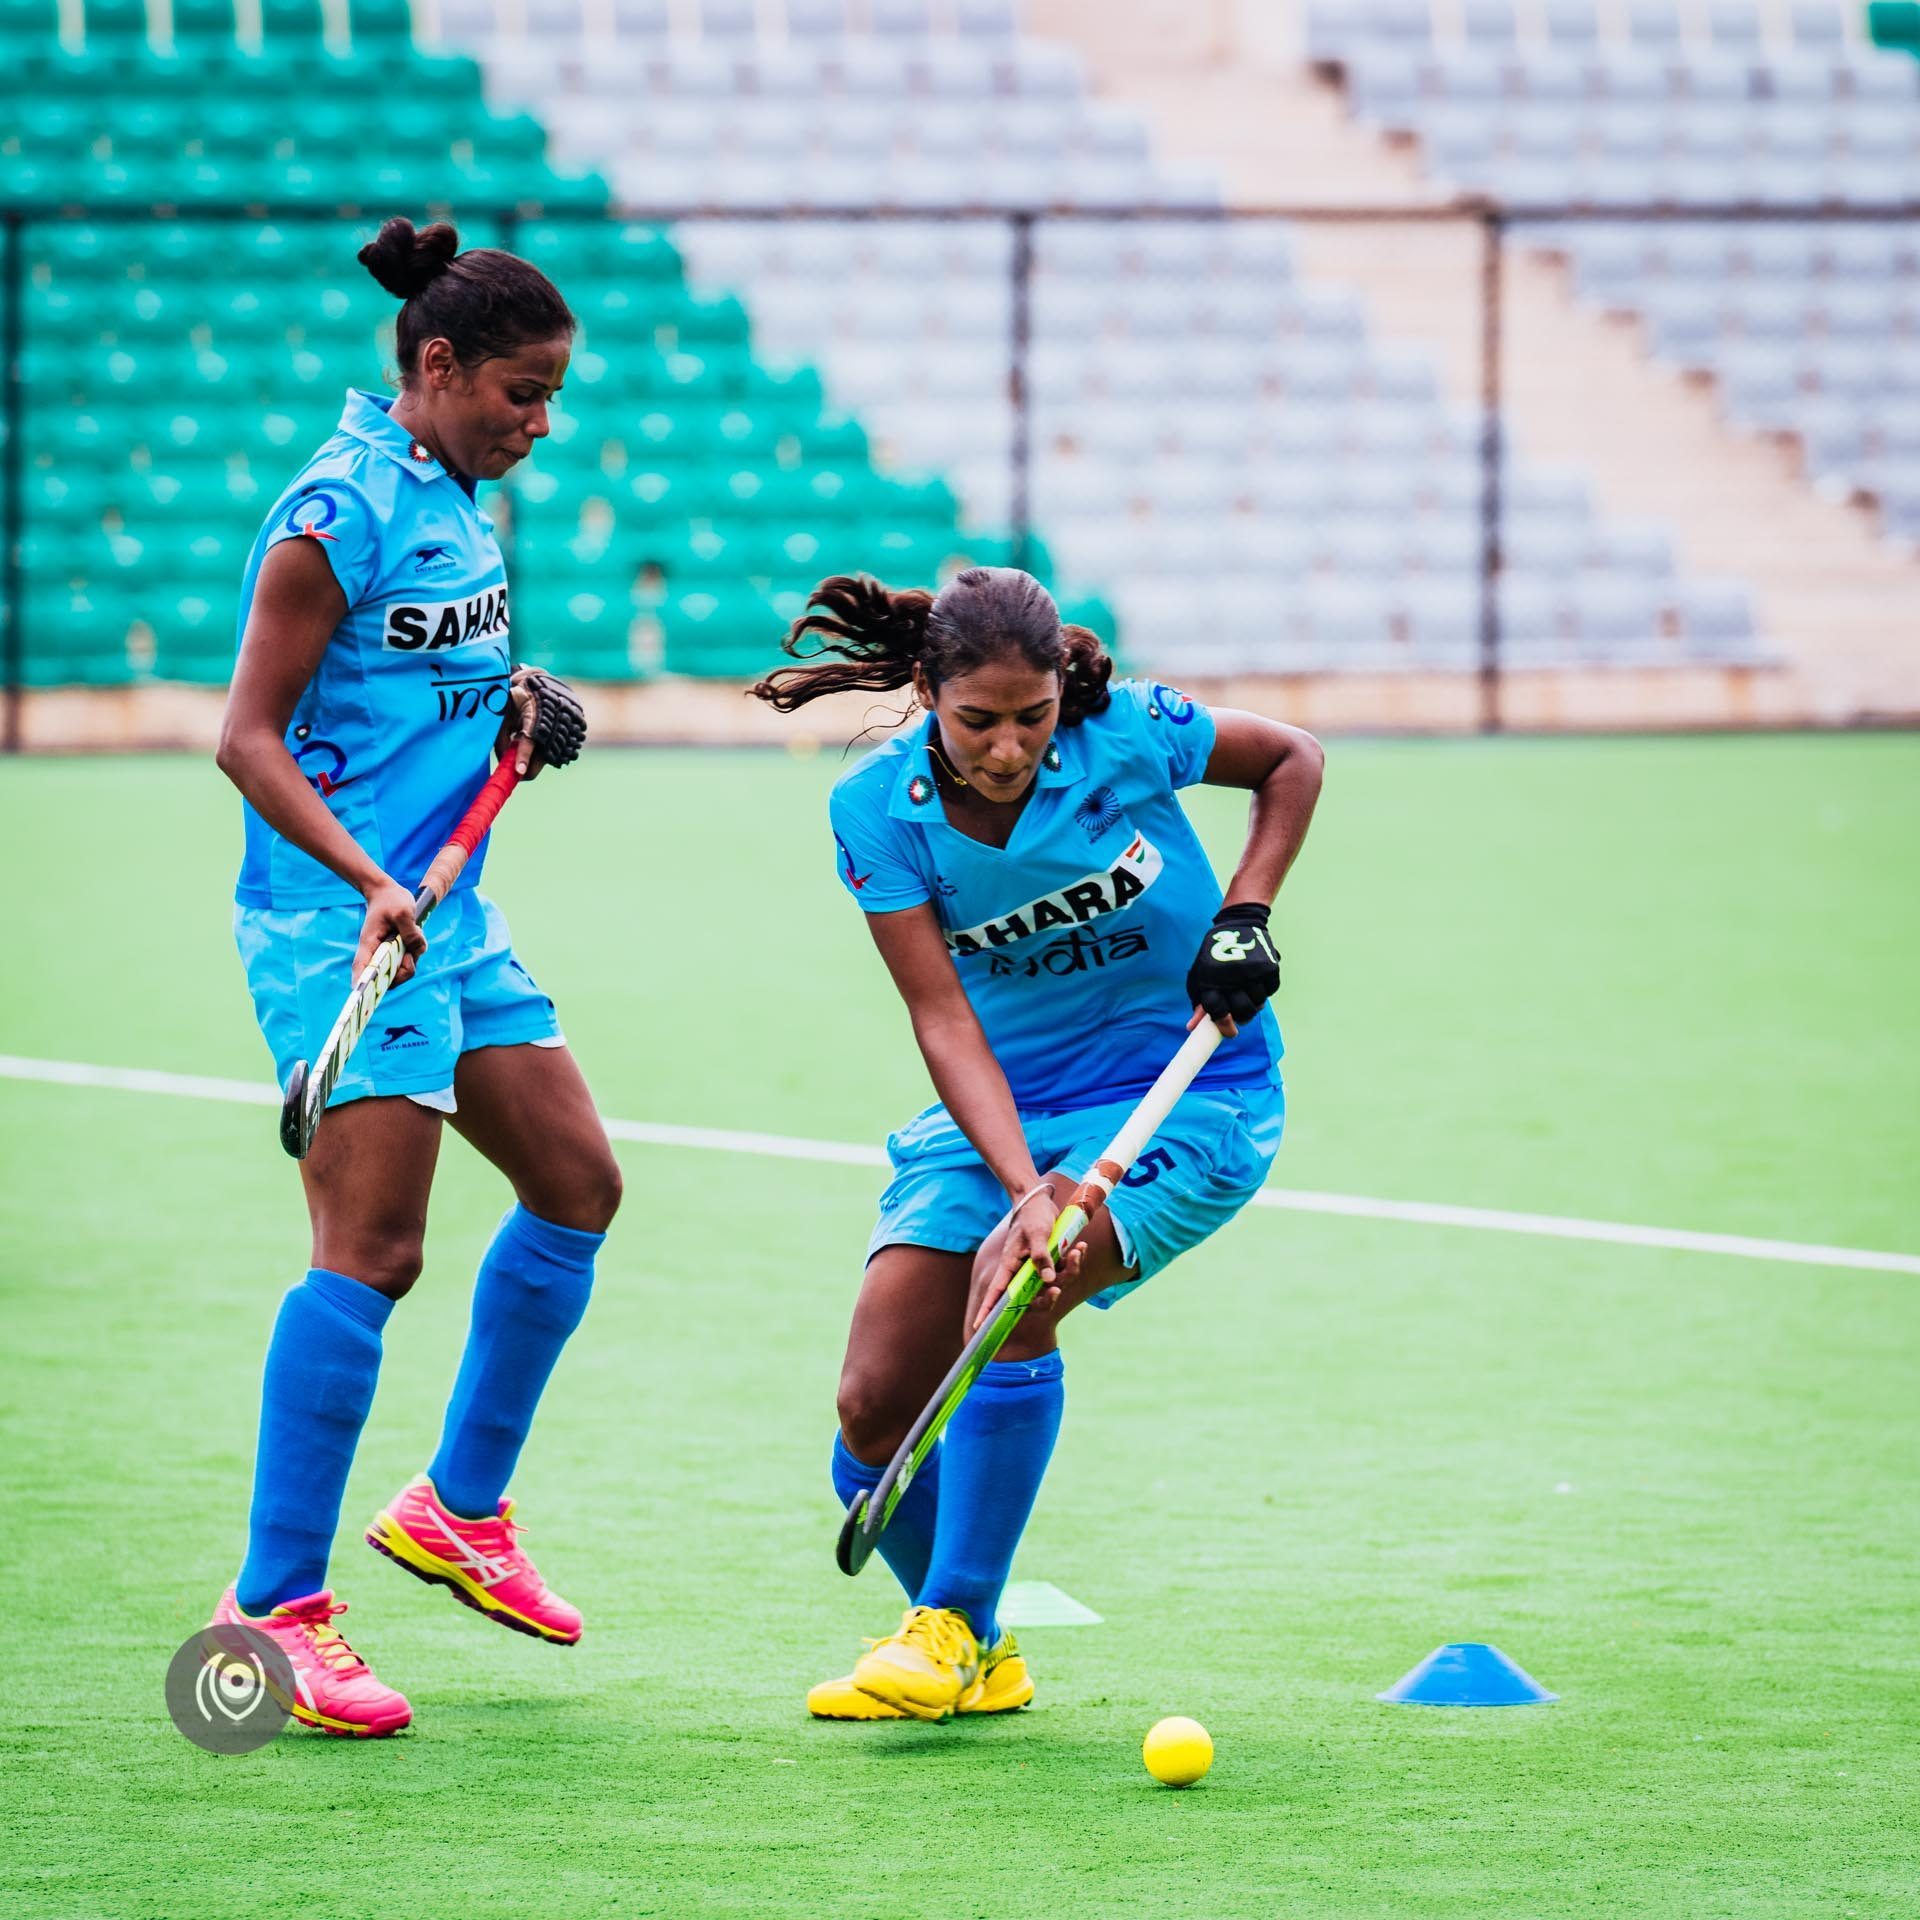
4,2,1100,687
1322,0,1920,554
10,0,1774,686
434,0,1767,671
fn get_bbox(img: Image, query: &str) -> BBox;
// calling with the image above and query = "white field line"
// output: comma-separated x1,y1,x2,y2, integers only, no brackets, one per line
4,1053,1918,1278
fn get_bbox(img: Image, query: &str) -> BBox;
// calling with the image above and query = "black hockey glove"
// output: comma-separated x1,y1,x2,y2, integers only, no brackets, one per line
508,666,588,770
1185,903,1280,1029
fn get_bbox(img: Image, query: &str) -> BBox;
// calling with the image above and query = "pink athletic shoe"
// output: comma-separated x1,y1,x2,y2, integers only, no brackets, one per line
211,1587,412,1738
366,1475,583,1645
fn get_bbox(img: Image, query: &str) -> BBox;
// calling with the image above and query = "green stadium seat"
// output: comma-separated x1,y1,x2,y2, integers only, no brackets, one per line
606,225,686,281
78,0,144,37
35,224,114,276
800,411,870,464
168,0,237,42
2,0,60,36
662,293,752,351
108,103,181,161
146,587,236,682
526,165,610,215
17,100,91,156
655,588,787,677
741,358,824,408
19,46,113,93
0,158,71,201
632,524,749,585
512,584,641,671
21,584,140,688
409,48,482,97
347,0,412,42
1867,1,1920,49
621,465,705,522
199,98,289,158
739,524,833,577
574,283,660,344
114,43,189,87
33,409,116,468
473,109,545,165
259,0,325,39
26,465,118,526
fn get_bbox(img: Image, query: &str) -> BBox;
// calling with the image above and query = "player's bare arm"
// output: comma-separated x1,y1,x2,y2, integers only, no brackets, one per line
1204,709,1326,908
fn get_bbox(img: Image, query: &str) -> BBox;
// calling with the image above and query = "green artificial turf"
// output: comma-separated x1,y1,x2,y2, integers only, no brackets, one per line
1,735,1916,1919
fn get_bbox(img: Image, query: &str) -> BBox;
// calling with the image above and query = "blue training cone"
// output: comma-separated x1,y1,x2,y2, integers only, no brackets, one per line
1377,1642,1558,1707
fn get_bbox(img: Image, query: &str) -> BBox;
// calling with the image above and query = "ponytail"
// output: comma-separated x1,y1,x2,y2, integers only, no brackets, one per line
1058,623,1114,728
750,575,933,713
751,567,1114,728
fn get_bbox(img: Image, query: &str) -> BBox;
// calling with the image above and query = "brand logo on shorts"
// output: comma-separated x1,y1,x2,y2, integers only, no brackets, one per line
383,587,510,652
945,833,1163,956
379,1024,428,1051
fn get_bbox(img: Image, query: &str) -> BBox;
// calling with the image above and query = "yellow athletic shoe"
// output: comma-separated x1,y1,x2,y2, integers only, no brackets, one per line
808,1632,1034,1721
849,1605,981,1722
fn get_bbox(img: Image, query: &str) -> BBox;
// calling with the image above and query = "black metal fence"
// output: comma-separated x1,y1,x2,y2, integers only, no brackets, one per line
5,196,1916,750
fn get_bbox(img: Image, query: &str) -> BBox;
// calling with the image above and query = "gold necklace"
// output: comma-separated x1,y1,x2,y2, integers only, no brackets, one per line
927,731,969,789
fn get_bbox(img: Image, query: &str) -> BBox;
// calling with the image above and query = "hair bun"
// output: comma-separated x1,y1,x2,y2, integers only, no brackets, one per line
358,216,460,300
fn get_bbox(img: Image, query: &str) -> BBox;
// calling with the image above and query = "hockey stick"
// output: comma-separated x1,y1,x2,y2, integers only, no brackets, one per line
837,1017,1225,1575
278,758,522,1159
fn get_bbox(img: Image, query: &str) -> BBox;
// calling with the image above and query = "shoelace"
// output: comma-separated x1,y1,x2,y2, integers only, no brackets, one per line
290,1600,369,1677
892,1606,977,1670
470,1507,533,1569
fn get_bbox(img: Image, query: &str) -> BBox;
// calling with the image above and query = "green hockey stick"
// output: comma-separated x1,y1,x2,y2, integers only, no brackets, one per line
836,1018,1224,1576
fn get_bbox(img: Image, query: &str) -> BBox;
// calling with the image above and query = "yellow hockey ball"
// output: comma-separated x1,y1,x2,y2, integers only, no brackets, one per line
1142,1716,1213,1787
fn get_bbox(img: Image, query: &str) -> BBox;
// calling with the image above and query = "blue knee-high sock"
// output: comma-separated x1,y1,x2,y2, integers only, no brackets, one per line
427,1205,602,1520
831,1430,943,1600
917,1351,1065,1647
236,1268,392,1615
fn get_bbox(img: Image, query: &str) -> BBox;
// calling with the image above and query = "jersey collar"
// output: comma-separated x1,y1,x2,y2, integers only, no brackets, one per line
336,388,451,485
887,712,1084,821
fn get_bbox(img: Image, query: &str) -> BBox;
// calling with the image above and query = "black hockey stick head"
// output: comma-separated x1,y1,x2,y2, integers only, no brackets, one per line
279,1059,312,1161
836,1488,882,1577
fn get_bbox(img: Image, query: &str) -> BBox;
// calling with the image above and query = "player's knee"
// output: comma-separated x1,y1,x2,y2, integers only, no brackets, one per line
587,1151,624,1229
836,1370,911,1464
519,1147,622,1235
997,1310,1061,1365
338,1237,425,1302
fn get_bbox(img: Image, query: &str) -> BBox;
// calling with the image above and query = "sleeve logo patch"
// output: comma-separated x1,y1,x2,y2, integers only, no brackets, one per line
945,832,1162,955
1147,683,1195,724
834,830,872,893
291,725,355,796
284,486,343,543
